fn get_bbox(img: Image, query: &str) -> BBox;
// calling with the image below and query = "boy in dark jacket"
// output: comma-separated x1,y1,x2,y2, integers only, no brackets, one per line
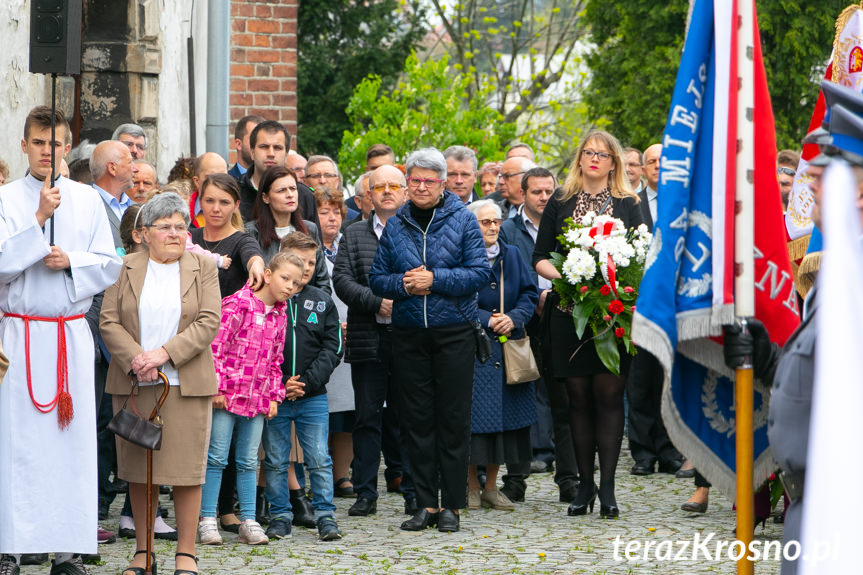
263,232,344,541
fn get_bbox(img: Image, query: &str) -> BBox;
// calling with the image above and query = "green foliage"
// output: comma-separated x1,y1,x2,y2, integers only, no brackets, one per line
583,0,847,151
297,1,426,158
338,53,526,181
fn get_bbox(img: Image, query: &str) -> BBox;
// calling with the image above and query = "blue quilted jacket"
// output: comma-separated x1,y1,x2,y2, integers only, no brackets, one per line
369,191,491,328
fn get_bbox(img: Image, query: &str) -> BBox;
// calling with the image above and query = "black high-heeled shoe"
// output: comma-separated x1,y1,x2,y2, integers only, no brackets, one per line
600,504,620,519
567,483,597,516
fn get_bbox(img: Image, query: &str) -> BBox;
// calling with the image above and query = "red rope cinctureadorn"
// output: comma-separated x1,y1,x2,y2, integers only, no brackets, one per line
4,313,85,430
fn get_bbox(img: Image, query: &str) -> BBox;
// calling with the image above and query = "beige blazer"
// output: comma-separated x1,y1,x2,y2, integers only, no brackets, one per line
101,250,221,397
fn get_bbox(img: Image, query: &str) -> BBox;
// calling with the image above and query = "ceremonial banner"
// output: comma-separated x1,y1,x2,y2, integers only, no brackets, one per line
800,161,863,573
786,5,863,243
632,0,800,500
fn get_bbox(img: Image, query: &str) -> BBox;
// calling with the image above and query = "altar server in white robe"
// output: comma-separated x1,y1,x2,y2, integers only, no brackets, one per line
0,106,122,574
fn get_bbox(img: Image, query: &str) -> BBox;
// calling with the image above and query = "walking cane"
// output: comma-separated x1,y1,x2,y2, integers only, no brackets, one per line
145,372,171,575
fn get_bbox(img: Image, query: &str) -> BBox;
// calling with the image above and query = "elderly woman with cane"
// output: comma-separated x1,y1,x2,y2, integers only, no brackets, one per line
101,192,221,575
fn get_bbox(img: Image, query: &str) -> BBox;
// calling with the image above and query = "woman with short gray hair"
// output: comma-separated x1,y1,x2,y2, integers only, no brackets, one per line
370,147,491,533
101,192,221,575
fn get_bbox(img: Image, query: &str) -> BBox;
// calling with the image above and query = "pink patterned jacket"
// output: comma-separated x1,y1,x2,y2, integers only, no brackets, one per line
211,284,287,417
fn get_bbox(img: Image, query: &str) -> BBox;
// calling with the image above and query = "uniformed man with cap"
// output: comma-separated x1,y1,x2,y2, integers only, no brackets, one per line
724,82,863,575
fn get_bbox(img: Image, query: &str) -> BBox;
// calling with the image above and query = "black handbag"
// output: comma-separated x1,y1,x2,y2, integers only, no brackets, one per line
474,322,493,363
107,372,171,451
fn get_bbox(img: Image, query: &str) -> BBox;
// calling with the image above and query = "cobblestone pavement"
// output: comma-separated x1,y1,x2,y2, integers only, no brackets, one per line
22,443,783,574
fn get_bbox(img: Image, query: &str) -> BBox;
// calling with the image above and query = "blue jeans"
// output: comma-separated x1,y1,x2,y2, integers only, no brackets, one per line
263,394,335,521
201,409,265,521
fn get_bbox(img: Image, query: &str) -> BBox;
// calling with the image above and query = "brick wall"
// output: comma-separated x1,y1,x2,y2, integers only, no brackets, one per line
229,0,298,163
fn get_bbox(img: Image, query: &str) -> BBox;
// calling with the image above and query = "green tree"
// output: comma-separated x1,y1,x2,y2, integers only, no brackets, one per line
297,1,426,158
583,0,847,151
338,53,528,181
428,0,587,125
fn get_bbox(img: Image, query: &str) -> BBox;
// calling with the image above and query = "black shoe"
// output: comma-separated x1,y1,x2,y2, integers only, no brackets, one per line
119,551,156,575
404,498,419,516
49,556,90,575
598,484,620,519
290,489,317,528
98,500,110,520
675,467,696,479
334,477,357,498
500,482,525,503
658,459,683,474
400,509,439,531
567,483,597,516
173,552,198,575
437,509,460,532
219,517,240,534
0,556,19,575
19,554,49,566
600,504,620,519
630,462,655,476
265,517,292,540
317,516,342,541
348,497,377,516
159,485,171,495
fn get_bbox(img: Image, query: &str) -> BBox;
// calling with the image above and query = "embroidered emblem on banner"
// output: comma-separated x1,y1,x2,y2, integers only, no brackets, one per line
307,312,319,324
316,301,326,312
304,300,314,310
850,46,863,73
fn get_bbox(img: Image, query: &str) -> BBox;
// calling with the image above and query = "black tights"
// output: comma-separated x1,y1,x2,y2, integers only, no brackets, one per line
566,374,625,506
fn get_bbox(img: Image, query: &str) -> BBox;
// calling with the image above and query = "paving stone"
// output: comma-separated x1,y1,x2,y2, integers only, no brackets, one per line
22,443,782,574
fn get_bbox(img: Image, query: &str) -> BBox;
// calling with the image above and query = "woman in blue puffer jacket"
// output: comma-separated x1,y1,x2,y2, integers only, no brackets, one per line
369,147,490,533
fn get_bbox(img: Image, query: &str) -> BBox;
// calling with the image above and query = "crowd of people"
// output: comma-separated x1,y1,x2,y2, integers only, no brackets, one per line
0,102,819,575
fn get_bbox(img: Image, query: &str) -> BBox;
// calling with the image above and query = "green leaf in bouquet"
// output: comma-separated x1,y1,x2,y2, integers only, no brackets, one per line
593,327,621,376
571,300,595,339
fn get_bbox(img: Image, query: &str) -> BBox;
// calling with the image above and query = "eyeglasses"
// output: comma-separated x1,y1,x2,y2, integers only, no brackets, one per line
306,172,338,181
777,167,796,177
407,177,444,189
626,162,643,169
371,183,403,193
582,150,611,161
478,218,503,227
499,171,524,180
149,223,187,234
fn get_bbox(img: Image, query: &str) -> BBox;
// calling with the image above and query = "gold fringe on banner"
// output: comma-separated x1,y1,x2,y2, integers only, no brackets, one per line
787,235,811,262
833,3,863,82
796,251,822,298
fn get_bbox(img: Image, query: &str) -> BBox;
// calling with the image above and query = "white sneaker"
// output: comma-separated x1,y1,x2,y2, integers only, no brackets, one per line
197,517,222,545
238,519,269,545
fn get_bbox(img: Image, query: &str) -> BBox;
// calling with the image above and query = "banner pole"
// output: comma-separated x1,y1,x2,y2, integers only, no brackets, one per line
735,0,756,573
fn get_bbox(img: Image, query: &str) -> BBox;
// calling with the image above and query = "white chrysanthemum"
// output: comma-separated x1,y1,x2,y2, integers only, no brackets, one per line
580,211,597,226
564,228,581,246
596,236,635,268
562,248,597,284
636,223,649,236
